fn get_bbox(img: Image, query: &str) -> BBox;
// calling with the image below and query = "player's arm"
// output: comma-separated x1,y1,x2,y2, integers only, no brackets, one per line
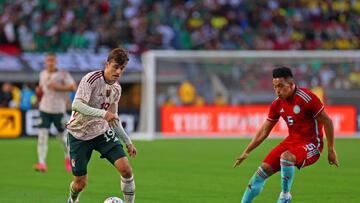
108,102,137,157
316,110,339,167
72,98,119,123
48,72,77,92
72,98,107,118
233,120,277,168
49,83,77,92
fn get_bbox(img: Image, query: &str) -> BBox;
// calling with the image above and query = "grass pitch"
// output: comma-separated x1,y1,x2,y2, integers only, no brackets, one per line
0,138,359,203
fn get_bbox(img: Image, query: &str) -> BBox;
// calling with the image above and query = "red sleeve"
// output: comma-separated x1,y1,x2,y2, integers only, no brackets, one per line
267,99,280,122
305,89,324,118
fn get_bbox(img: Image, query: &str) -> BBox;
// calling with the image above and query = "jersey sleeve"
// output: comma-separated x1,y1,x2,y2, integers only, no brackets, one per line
109,85,122,114
64,71,76,86
267,100,280,122
306,90,324,118
75,75,94,104
39,71,45,88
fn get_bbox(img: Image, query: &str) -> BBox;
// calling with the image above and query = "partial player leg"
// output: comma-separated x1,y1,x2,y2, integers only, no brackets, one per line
67,132,93,202
35,112,53,171
53,114,71,172
97,130,135,203
68,175,87,203
114,157,135,203
57,130,71,172
57,130,69,155
241,163,274,203
34,128,49,172
277,151,296,203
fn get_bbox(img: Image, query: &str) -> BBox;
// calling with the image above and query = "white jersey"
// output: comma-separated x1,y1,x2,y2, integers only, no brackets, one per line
66,70,122,140
39,69,75,114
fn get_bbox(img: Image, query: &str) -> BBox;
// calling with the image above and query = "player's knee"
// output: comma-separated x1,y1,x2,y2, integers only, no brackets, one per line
260,163,274,176
115,158,133,178
119,165,133,178
280,151,296,162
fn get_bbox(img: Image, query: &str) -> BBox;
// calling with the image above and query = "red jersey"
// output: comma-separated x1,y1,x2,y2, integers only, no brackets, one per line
267,87,324,146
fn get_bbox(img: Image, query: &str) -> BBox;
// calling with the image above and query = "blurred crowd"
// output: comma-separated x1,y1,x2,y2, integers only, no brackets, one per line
1,0,360,54
0,82,75,111
1,0,360,107
0,81,141,111
158,60,360,106
1,63,360,108
0,82,36,109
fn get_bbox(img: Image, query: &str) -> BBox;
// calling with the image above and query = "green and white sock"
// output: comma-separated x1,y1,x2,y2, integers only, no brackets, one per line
121,176,135,203
69,182,81,202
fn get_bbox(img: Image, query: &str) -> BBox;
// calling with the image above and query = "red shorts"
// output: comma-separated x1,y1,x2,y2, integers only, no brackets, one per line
263,141,323,172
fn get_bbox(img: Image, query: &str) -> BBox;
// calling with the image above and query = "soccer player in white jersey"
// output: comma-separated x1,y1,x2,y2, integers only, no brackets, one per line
66,48,137,203
34,53,77,173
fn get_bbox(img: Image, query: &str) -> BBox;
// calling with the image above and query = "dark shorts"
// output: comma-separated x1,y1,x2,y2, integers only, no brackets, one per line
263,141,323,172
38,111,64,131
68,129,126,176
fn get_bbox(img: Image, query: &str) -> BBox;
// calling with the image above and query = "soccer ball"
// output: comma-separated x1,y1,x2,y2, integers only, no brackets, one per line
103,196,124,203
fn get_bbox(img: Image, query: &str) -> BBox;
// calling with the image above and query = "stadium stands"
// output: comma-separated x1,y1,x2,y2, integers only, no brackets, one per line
1,0,360,54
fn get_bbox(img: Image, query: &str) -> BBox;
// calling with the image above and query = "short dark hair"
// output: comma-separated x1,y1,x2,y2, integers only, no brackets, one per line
107,48,129,65
272,67,293,79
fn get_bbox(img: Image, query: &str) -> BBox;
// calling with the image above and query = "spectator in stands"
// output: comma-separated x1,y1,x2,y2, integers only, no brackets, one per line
311,76,327,104
349,66,360,88
0,82,13,107
178,80,196,106
194,95,206,106
10,84,21,108
20,84,37,111
214,93,227,106
2,0,360,54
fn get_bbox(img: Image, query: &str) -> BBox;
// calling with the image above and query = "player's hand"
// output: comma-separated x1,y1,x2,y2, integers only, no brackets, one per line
126,144,137,158
328,149,339,167
48,82,59,90
233,152,249,168
104,111,118,122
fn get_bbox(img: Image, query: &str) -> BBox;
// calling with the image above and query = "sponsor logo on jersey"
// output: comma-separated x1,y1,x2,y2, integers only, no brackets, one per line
293,105,300,114
280,108,284,113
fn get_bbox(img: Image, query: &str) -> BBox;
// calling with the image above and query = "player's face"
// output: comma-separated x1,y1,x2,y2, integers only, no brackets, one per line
45,55,57,72
272,78,294,99
104,60,127,84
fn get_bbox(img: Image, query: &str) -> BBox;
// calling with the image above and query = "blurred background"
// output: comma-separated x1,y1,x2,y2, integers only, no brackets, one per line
1,0,359,138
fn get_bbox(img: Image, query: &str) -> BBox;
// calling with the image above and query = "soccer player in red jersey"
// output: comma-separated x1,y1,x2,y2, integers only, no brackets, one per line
233,67,339,203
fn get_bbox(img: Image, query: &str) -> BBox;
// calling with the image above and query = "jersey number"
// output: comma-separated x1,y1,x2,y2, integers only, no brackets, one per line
287,116,294,126
305,143,316,151
101,103,110,110
104,129,119,143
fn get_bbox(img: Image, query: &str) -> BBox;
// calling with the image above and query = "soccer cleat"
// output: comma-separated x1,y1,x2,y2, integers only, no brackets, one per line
65,157,72,173
33,163,48,172
277,193,292,203
67,197,78,203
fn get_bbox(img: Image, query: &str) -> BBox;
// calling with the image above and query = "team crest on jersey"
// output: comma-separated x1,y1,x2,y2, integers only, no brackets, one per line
106,90,111,97
293,105,300,114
